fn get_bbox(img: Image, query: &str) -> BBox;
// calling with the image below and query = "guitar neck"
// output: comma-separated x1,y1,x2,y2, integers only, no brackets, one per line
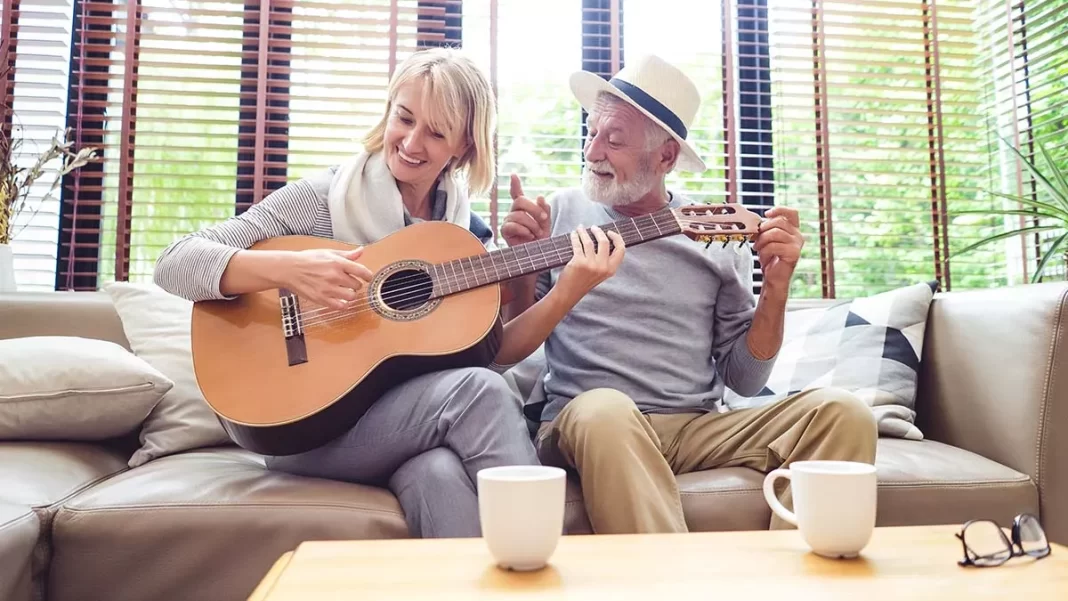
431,206,682,298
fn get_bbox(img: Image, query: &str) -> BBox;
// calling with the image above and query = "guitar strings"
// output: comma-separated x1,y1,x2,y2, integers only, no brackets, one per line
294,216,693,327
296,223,661,330
297,234,756,331
296,219,756,331
295,218,755,330
294,219,671,325
296,245,570,330
294,214,751,322
293,219,755,330
293,216,756,324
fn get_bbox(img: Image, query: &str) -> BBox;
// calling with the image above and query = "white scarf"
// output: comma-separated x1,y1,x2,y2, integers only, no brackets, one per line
327,149,471,245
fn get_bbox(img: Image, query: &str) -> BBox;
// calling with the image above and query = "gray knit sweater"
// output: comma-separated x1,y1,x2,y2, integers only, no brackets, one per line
533,188,776,422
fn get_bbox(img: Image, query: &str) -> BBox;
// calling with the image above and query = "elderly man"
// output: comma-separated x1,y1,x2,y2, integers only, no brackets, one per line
500,54,877,534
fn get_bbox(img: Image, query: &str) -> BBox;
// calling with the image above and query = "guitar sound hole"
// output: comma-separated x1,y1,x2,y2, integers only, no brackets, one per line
380,268,434,312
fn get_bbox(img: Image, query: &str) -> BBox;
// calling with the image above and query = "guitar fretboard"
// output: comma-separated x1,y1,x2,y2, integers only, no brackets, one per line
430,206,682,298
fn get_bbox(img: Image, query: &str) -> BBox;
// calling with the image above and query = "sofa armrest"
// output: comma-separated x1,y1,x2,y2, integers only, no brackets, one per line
916,281,1068,544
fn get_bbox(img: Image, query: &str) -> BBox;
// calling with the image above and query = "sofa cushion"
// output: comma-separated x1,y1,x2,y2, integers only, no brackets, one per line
561,438,1037,534
875,438,1038,526
0,336,173,441
678,468,771,531
0,442,128,601
0,442,129,508
0,504,38,601
49,448,409,601
563,478,593,534
562,467,771,535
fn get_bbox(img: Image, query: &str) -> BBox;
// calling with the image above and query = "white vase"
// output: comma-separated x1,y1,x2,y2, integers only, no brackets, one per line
0,244,17,292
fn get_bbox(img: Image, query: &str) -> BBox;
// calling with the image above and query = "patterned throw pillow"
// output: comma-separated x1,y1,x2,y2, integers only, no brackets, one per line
723,281,938,440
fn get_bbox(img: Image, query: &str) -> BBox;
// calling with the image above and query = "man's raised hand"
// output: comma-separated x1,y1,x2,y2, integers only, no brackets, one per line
501,173,551,247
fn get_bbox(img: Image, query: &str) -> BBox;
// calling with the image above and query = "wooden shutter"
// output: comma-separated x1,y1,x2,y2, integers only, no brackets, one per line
0,0,15,132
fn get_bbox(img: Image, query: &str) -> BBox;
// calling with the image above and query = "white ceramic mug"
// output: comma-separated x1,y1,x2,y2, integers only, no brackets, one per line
762,460,877,558
477,465,567,571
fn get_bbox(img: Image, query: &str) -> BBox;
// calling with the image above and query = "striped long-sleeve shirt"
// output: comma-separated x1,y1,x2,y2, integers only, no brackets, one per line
153,166,494,303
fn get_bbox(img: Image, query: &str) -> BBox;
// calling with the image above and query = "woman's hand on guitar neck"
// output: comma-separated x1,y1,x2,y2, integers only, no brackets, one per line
279,247,375,310
556,225,625,300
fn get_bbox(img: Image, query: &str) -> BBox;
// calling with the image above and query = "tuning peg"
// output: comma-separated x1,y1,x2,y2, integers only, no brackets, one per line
699,234,721,249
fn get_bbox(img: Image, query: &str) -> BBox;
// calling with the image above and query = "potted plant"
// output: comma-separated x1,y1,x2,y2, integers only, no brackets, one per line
1,121,98,292
953,137,1068,283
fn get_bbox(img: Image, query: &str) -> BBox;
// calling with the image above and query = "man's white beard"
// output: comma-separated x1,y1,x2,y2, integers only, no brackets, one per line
582,159,656,207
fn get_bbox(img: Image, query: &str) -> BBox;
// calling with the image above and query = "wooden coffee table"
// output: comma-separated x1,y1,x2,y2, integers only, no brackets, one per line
247,525,1068,600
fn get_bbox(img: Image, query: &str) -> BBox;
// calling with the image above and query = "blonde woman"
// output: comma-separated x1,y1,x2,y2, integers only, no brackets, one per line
154,47,624,538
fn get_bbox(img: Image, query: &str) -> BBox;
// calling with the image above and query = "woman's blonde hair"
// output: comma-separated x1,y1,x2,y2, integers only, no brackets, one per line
363,47,497,198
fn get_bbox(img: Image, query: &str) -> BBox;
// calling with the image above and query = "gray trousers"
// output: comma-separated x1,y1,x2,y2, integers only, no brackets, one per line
265,367,539,538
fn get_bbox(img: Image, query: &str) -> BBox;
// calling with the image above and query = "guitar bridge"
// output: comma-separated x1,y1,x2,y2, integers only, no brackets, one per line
279,288,308,366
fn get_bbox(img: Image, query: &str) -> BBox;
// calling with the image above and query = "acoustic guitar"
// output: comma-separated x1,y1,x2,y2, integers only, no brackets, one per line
189,202,763,456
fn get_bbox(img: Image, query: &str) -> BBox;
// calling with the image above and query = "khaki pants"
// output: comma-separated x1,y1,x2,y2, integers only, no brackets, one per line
535,387,878,534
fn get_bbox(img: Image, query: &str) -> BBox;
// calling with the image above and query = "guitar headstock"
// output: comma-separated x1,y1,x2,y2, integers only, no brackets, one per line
672,203,763,245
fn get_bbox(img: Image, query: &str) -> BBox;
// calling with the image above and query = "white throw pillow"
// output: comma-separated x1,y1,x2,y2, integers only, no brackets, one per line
103,282,234,467
0,336,173,440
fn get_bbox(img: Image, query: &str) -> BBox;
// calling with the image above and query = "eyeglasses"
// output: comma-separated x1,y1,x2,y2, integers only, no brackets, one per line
956,513,1051,567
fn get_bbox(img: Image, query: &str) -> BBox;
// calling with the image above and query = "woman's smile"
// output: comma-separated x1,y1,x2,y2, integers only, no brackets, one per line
397,146,427,167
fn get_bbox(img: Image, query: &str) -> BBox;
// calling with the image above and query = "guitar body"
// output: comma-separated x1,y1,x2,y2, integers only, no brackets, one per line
190,221,503,457
189,201,764,457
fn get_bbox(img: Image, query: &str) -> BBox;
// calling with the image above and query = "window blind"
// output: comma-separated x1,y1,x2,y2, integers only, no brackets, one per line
59,0,458,290
623,0,729,205
974,0,1068,284
31,0,1067,297
762,0,997,298
462,0,590,242
623,0,771,292
2,0,75,291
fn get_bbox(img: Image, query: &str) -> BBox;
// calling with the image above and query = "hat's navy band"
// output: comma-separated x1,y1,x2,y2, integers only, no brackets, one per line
609,78,688,140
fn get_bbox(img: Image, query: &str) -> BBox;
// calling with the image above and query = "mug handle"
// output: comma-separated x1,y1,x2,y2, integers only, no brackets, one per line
762,468,797,527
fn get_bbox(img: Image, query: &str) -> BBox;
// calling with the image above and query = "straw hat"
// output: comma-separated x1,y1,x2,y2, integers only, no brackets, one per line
569,54,706,173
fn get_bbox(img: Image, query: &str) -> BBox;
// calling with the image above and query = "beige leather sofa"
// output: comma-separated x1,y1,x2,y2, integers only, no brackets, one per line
1,283,1065,601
